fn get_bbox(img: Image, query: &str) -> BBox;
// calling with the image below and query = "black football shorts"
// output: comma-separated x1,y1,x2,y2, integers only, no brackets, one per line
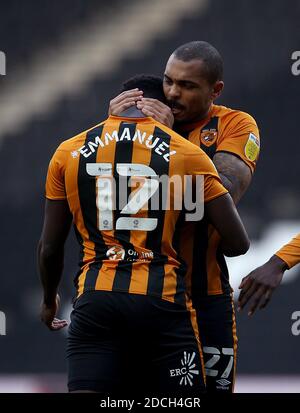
193,292,237,393
67,290,206,396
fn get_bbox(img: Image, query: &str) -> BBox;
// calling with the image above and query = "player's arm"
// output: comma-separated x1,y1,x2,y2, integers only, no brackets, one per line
212,113,260,204
238,233,300,315
189,151,249,257
205,192,250,257
38,199,72,330
213,152,252,204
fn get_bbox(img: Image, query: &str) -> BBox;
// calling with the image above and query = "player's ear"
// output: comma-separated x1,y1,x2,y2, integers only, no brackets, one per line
211,81,224,100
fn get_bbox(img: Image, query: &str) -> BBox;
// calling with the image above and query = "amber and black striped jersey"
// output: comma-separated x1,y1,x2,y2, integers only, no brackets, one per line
46,115,227,306
276,233,300,269
176,104,260,297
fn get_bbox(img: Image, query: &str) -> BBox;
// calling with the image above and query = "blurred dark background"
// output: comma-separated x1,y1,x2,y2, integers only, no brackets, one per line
0,0,299,392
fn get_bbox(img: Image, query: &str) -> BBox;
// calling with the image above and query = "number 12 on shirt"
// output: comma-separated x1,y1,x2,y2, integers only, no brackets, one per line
86,163,159,231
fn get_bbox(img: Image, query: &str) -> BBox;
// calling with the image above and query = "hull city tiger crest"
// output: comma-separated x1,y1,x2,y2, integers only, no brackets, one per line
200,128,218,147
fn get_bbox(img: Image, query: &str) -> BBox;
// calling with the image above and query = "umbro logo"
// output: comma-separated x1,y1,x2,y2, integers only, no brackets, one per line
216,378,231,387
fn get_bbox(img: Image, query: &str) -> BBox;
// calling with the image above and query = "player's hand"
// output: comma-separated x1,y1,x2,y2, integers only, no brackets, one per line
40,294,68,331
136,98,174,128
108,89,143,115
237,255,287,316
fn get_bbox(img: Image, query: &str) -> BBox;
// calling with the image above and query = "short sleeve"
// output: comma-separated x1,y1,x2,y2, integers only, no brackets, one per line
275,233,300,269
203,174,228,202
185,150,228,203
45,147,67,200
217,112,260,173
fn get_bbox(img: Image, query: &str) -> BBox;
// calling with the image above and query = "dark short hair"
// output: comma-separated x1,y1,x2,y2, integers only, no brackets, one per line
121,74,166,103
173,41,223,84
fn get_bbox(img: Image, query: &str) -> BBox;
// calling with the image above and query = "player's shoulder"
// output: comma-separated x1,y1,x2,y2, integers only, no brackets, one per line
214,104,258,126
156,121,216,171
154,120,205,153
56,120,106,152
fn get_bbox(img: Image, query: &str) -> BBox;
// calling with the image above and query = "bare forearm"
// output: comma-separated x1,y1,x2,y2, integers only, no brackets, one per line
205,193,250,257
38,241,64,305
218,172,248,204
218,173,238,201
268,254,289,272
213,153,252,205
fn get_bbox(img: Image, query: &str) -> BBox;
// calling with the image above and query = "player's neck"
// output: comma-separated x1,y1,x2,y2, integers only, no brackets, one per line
119,107,146,118
175,104,214,132
194,104,214,122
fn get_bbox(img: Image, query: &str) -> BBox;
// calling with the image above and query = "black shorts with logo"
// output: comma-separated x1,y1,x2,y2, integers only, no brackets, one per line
67,290,206,396
193,292,237,393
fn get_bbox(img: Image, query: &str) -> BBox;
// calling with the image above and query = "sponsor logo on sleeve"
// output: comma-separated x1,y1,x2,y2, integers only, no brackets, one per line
245,132,260,161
